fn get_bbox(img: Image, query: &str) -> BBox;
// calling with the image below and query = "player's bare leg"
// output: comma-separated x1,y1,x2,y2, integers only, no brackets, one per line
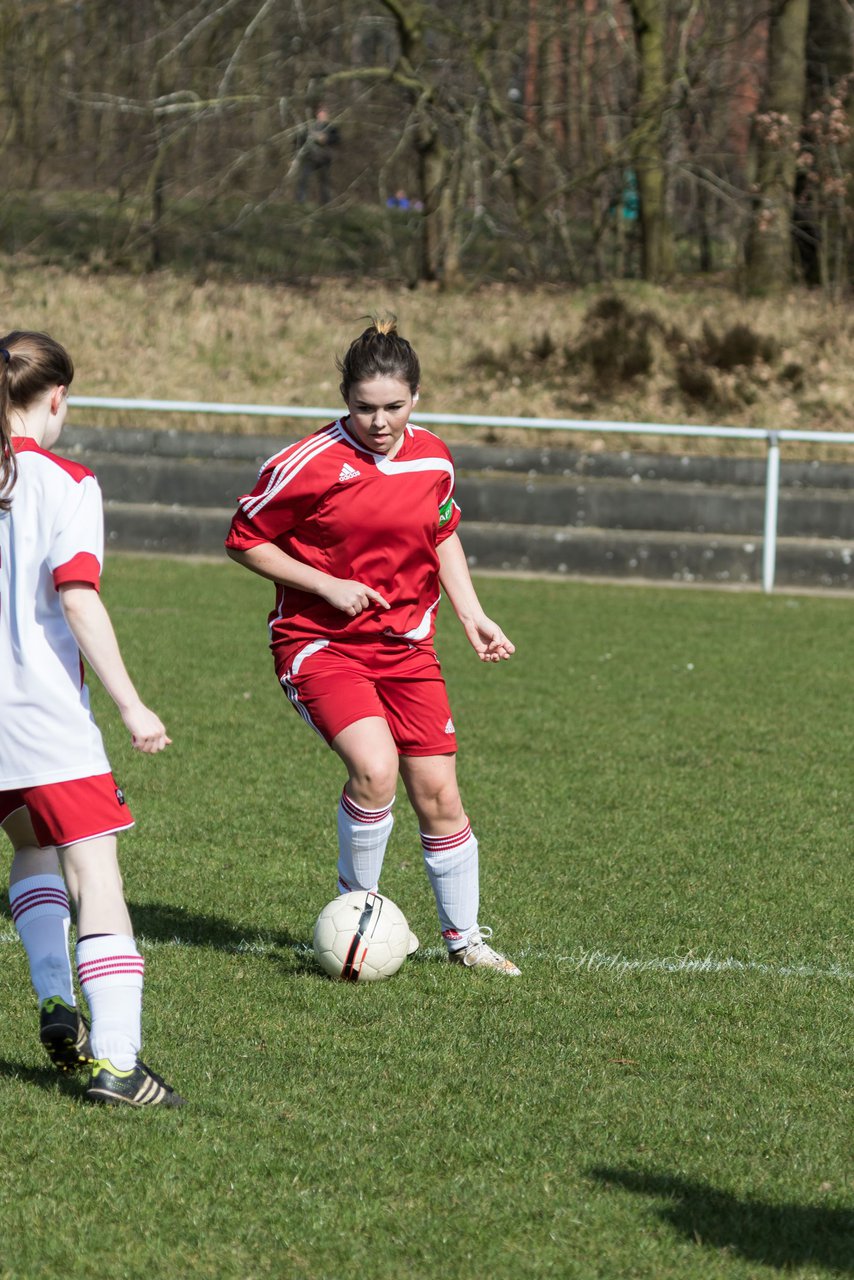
332,715,398,891
400,754,520,975
59,834,132,938
332,716,399,812
58,835,184,1106
331,717,418,951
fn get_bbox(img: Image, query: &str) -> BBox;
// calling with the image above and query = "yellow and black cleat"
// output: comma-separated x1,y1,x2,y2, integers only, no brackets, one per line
39,996,93,1073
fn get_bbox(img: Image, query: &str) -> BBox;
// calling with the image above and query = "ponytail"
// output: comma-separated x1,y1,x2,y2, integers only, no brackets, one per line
0,331,74,511
337,315,421,399
0,348,15,512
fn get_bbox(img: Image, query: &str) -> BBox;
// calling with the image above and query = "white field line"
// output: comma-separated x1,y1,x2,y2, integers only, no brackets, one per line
0,923,850,980
541,947,854,981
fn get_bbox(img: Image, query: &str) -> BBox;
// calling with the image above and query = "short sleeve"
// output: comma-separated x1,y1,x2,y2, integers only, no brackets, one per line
48,473,103,590
225,504,267,551
435,446,461,544
225,438,330,550
436,495,461,544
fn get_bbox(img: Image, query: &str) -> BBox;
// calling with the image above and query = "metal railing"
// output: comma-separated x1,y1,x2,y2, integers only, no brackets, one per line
68,395,854,593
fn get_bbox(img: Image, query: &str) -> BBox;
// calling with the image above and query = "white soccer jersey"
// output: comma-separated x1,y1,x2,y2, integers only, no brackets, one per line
0,438,111,788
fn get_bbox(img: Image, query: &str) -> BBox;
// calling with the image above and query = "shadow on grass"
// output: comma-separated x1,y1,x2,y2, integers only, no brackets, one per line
589,1167,854,1275
1,898,323,976
127,901,318,973
0,1058,83,1098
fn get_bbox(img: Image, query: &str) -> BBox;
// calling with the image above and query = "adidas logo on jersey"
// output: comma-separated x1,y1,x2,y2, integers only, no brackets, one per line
338,463,360,482
444,718,455,734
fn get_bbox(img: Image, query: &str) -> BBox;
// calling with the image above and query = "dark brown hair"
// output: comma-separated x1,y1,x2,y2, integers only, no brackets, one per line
337,315,421,400
0,330,74,511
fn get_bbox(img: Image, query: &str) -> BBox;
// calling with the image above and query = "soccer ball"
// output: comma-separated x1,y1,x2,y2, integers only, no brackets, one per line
313,890,410,982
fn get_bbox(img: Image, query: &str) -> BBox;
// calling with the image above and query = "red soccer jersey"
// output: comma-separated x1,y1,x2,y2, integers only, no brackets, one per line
225,418,462,655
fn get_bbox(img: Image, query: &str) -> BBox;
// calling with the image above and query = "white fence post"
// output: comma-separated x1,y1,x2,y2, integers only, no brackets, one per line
762,431,781,594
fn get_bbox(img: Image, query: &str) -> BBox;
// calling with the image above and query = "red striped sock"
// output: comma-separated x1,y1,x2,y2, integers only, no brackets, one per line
337,788,394,895
421,822,479,947
76,934,144,1070
9,876,74,1005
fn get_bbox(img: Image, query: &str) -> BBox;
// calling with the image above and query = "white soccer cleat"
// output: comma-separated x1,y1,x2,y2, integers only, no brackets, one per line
448,927,520,976
407,931,420,956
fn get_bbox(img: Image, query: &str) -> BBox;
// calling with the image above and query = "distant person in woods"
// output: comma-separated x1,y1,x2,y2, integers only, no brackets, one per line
0,329,184,1108
296,106,339,205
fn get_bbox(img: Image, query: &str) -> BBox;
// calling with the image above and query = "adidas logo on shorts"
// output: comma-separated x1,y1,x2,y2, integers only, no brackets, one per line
338,463,360,482
444,718,455,734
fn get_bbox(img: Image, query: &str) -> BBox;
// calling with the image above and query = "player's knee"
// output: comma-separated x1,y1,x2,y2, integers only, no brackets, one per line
347,760,398,809
418,783,464,828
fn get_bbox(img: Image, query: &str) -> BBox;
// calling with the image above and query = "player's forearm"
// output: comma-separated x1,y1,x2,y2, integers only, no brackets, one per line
226,542,333,597
59,585,143,713
437,533,484,623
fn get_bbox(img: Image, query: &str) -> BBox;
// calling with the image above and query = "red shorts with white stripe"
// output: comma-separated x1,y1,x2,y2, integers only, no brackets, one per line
0,773,134,847
276,638,458,756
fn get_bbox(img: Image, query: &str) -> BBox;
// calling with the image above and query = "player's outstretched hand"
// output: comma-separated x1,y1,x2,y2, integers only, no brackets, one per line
322,578,391,617
123,702,172,754
464,616,515,663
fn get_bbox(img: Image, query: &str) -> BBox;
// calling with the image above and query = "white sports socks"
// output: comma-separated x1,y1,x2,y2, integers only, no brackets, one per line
76,934,144,1071
9,875,75,1005
420,821,480,949
336,788,395,894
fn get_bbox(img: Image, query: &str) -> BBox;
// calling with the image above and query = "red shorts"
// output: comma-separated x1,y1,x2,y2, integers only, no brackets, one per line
0,773,134,848
277,639,458,756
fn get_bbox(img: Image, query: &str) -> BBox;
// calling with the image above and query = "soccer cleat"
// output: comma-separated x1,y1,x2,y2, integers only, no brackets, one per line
407,931,420,956
448,927,521,976
39,996,93,1073
86,1059,186,1108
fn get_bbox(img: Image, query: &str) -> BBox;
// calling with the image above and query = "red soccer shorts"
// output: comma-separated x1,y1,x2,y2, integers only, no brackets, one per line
0,773,135,848
277,638,458,756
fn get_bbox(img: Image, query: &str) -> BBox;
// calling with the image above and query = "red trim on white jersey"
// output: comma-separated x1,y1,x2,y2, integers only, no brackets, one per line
0,438,109,788
11,436,95,485
53,550,101,590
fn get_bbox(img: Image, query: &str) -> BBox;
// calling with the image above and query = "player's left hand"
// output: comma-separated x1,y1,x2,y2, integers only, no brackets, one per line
122,702,172,753
464,617,515,662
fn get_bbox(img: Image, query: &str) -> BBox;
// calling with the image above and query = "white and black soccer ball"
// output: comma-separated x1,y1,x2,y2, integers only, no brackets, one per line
313,890,410,982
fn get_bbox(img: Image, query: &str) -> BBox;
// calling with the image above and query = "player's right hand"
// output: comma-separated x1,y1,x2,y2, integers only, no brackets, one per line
323,578,391,616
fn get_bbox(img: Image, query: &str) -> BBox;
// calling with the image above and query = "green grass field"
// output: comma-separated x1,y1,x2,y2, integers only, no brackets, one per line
1,560,851,1280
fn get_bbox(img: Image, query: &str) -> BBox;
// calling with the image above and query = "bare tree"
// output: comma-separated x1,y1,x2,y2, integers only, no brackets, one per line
627,0,675,281
745,0,810,293
2,0,847,291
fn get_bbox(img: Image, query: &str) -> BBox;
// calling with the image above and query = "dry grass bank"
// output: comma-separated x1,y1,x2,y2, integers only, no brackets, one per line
2,261,853,459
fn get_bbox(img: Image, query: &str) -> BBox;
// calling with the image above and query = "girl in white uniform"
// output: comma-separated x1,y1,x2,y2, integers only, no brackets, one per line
0,330,183,1107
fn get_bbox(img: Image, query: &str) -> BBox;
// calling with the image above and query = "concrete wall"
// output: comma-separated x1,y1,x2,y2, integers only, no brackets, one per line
60,425,854,591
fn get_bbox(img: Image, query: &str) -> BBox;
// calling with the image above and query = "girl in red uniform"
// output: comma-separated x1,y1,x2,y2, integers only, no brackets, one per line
0,329,184,1105
226,318,520,973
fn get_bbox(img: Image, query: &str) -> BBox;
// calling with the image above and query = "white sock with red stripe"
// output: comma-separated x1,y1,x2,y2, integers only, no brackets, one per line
76,934,144,1071
420,822,479,950
9,876,75,1005
337,789,395,895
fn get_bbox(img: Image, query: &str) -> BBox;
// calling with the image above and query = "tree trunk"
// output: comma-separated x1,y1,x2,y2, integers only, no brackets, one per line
415,111,446,283
804,0,854,291
628,0,675,282
744,0,810,294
